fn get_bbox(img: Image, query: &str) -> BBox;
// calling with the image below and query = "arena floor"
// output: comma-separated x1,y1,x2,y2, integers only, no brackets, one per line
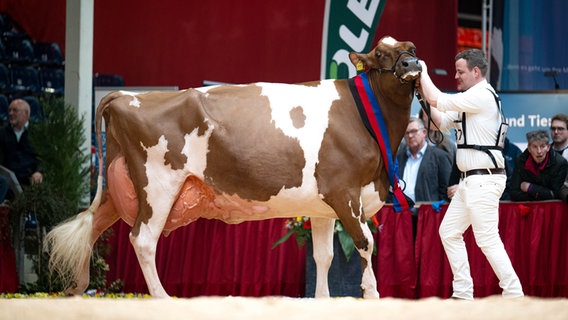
1,296,567,320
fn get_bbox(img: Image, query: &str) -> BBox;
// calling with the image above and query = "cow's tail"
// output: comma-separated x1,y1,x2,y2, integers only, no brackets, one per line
43,92,121,292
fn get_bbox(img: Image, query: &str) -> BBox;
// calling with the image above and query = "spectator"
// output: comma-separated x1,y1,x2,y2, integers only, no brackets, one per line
550,113,568,161
395,117,452,203
509,130,568,201
501,138,522,200
0,99,43,191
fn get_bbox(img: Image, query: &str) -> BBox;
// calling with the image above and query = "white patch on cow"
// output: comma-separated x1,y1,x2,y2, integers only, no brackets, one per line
142,136,189,219
381,36,397,47
360,182,384,214
119,90,142,108
237,80,341,217
181,124,214,179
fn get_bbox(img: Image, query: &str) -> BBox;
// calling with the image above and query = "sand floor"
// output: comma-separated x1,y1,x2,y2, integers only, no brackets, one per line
1,295,567,320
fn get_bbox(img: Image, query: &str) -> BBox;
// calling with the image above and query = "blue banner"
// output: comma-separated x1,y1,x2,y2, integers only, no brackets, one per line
498,0,568,91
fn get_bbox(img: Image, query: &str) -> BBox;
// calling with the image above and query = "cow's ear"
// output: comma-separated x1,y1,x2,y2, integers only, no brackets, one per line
349,52,371,71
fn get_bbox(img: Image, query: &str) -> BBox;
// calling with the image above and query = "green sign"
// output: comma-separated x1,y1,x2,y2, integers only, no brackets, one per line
321,0,387,79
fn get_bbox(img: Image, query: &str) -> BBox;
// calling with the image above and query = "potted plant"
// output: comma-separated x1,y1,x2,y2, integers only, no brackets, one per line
273,216,379,297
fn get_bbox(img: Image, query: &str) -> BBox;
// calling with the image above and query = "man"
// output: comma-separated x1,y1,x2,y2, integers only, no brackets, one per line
396,117,452,202
0,99,43,188
509,130,567,201
417,49,524,300
550,113,568,161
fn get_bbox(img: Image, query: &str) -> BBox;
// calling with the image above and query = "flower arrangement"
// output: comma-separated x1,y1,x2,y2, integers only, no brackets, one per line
273,216,380,262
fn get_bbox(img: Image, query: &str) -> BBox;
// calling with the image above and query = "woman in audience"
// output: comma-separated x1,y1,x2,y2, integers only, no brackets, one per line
509,130,568,201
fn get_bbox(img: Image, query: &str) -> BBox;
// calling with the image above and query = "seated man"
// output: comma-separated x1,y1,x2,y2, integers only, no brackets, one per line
509,130,568,201
550,113,568,161
394,117,452,203
0,99,43,191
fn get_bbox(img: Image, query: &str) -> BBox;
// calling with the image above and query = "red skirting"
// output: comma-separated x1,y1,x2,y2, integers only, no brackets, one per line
0,206,18,293
3,201,565,297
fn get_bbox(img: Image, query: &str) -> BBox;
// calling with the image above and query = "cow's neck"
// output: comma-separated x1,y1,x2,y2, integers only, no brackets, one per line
366,70,414,155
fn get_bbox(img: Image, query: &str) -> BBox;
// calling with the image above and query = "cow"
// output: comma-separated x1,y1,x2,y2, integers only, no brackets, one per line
44,35,421,299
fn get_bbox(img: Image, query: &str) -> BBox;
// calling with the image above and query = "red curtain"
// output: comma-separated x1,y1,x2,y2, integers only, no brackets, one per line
105,218,306,297
0,206,18,293
2,202,566,296
105,201,568,298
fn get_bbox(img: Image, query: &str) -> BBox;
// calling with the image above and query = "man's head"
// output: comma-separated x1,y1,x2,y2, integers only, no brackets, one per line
404,117,427,155
454,49,488,91
526,130,551,164
550,113,568,149
8,99,31,131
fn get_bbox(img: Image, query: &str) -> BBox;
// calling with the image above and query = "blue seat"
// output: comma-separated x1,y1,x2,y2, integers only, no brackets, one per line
21,95,43,122
0,63,10,93
34,42,64,67
0,94,8,122
3,35,34,64
39,67,64,96
94,73,124,87
10,65,40,95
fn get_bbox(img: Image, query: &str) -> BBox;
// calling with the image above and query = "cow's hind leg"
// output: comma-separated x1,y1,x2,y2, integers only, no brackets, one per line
310,217,335,298
129,207,171,298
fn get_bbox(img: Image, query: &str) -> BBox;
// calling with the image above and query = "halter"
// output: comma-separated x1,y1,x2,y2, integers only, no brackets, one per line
376,51,417,83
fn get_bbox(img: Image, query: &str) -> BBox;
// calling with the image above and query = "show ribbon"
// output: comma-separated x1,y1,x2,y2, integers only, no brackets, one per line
348,73,413,212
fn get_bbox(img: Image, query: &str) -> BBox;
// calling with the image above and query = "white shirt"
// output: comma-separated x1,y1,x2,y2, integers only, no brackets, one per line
436,80,505,172
402,142,427,202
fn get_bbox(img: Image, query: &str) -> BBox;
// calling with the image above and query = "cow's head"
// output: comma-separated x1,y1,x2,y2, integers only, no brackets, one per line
349,36,421,83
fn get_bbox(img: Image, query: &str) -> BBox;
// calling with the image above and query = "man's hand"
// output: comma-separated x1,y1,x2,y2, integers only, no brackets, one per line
447,184,459,199
520,182,531,192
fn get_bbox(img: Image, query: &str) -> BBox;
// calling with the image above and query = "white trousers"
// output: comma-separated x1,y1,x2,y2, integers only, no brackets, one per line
439,174,524,300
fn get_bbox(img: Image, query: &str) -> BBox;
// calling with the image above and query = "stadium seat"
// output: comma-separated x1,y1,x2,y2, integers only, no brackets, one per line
0,93,8,122
21,95,43,122
3,35,34,64
10,65,40,95
94,73,124,87
0,63,10,93
39,67,64,96
34,41,64,67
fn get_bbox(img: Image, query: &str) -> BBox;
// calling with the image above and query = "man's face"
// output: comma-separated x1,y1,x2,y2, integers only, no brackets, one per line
404,121,426,153
455,58,477,91
527,140,550,164
8,102,28,129
550,119,568,147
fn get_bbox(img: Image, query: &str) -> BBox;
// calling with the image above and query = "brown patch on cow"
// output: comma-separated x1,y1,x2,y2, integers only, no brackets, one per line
290,106,306,129
201,85,305,201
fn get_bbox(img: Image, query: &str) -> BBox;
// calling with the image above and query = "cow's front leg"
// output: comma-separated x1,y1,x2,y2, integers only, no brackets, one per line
355,219,379,298
310,217,335,298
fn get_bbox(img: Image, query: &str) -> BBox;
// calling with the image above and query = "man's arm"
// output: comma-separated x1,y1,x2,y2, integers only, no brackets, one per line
417,60,443,129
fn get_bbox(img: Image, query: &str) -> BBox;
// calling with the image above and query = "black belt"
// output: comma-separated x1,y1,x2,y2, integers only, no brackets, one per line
461,168,506,178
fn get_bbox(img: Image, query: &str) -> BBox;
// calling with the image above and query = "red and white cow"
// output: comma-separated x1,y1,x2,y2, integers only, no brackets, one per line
45,36,421,298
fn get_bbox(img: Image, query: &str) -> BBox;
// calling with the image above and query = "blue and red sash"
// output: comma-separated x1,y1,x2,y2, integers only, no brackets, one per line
348,73,413,212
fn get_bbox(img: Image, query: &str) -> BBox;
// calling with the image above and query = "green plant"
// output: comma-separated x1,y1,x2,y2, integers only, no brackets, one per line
273,216,380,262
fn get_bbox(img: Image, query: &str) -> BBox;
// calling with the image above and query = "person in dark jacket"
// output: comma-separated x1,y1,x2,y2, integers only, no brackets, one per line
509,130,567,201
394,117,452,202
0,99,43,188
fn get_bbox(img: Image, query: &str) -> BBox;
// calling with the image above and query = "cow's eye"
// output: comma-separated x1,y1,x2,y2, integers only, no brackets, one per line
376,51,382,59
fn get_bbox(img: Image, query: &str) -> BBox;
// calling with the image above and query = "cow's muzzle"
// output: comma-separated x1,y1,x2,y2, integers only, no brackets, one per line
378,51,422,83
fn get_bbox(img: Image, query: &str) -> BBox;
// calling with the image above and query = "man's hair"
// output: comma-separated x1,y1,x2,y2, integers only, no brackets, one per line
551,113,568,128
455,49,488,77
526,130,550,144
408,116,425,129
